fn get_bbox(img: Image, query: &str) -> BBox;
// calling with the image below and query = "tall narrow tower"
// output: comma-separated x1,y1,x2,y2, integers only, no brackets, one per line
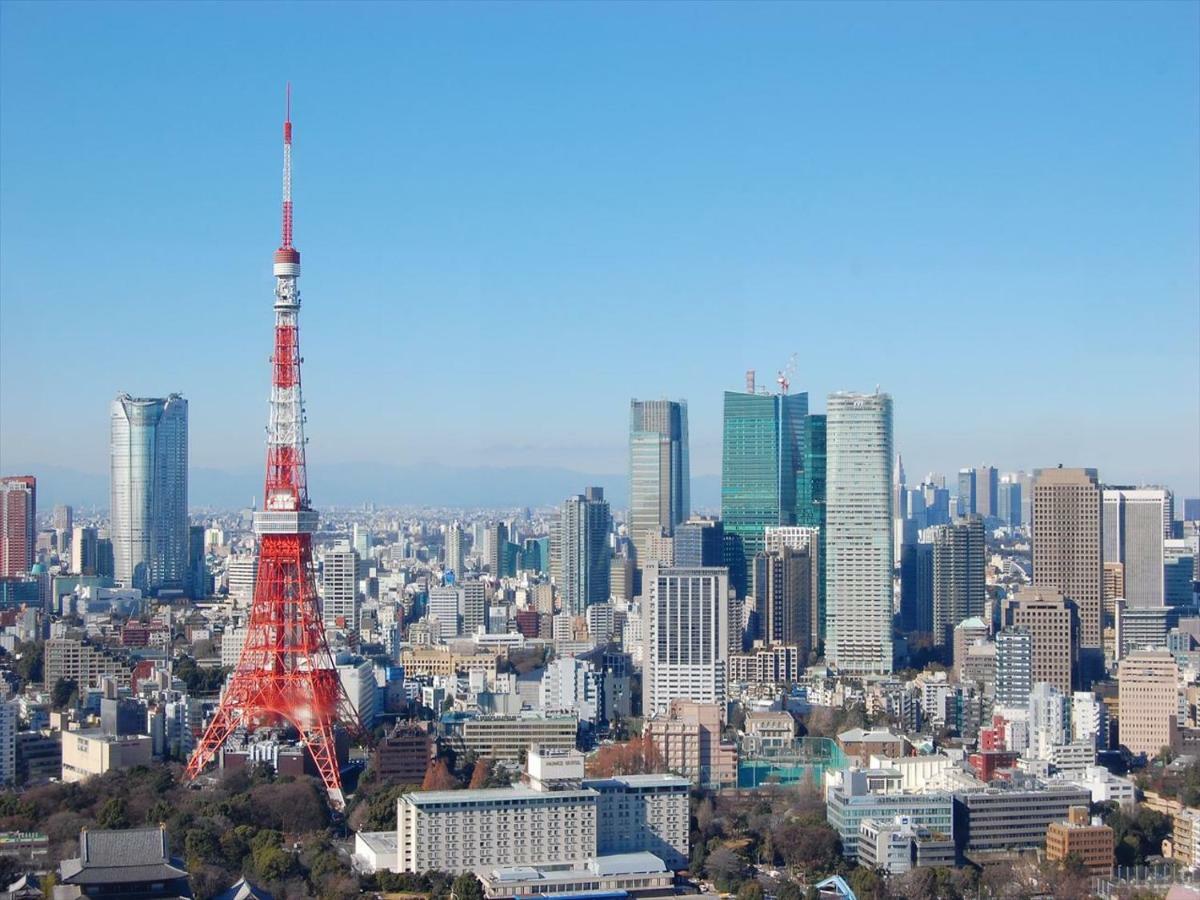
186,90,356,807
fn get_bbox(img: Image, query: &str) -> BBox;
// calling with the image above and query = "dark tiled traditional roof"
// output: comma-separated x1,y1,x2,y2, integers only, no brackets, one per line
213,877,273,900
59,826,189,886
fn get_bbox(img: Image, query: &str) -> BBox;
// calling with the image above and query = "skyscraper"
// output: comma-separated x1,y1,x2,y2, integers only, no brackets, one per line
930,515,986,646
445,522,465,577
0,476,36,578
557,488,612,615
957,468,976,517
71,526,99,576
720,390,821,596
1102,487,1167,608
674,518,725,568
997,476,1022,528
1002,587,1079,695
900,541,934,637
976,466,999,520
751,547,814,660
485,521,508,576
1033,467,1102,671
643,565,729,718
110,394,188,593
995,627,1034,710
825,391,894,675
629,399,690,560
321,544,359,635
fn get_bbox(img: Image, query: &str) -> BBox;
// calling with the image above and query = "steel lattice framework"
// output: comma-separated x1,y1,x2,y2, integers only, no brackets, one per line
185,88,357,808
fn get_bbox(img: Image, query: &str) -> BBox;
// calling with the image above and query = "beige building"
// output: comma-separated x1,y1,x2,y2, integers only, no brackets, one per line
43,639,133,690
61,731,152,783
1046,806,1114,876
744,711,796,752
456,714,578,760
727,644,803,685
399,646,498,680
1118,649,1179,758
1002,587,1078,694
644,699,736,789
1032,467,1102,657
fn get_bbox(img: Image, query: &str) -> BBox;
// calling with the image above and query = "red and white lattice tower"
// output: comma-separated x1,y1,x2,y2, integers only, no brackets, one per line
186,88,357,807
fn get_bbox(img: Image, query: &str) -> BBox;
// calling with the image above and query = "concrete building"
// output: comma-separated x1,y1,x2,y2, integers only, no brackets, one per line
0,701,16,786
825,769,954,861
110,394,188,593
643,699,736,789
900,541,934,637
1032,467,1102,671
557,489,612,615
427,585,462,639
1103,487,1168,608
1045,806,1114,876
629,399,690,562
931,516,986,646
321,544,359,634
375,722,433,785
995,626,1035,710
61,731,153,782
952,782,1093,856
858,816,956,875
43,638,133,690
478,852,675,900
1117,649,1180,757
642,565,729,717
399,647,498,679
825,391,894,674
0,476,36,578
1001,588,1078,695
952,617,990,683
455,714,578,760
227,554,258,605
445,521,465,577
837,728,907,764
588,774,690,870
751,547,814,660
727,644,804,685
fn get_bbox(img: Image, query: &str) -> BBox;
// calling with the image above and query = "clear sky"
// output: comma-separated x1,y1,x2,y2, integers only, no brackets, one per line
2,1,1198,498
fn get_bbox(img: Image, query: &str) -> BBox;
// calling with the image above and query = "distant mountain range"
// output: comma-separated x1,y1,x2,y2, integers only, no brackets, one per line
12,462,721,512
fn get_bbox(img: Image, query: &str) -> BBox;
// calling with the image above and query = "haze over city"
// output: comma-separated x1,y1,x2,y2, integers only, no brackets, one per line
2,1,1197,506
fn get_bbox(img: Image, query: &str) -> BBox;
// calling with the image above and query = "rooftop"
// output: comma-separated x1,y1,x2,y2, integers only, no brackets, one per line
403,785,598,806
59,825,188,886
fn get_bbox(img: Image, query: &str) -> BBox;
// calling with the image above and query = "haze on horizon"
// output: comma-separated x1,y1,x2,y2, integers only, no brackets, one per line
1,1,1197,500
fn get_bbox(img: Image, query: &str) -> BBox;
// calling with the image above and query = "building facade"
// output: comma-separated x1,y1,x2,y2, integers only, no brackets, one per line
629,400,690,562
0,476,36,578
643,566,729,717
557,489,612,615
110,394,188,593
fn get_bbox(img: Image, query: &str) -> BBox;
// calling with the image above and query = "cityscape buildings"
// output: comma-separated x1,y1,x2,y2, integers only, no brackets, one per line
0,476,36,578
628,399,690,560
556,488,612,615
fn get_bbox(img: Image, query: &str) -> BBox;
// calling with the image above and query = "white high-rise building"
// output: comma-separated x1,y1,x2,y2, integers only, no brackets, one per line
540,656,603,724
1102,488,1168,608
1072,691,1108,749
643,565,729,718
110,393,188,593
1028,682,1070,760
446,522,465,577
427,585,461,640
825,391,894,674
336,657,379,729
227,554,258,605
352,524,372,561
321,545,359,634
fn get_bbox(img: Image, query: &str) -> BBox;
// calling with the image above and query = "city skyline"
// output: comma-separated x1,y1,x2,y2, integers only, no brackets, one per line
2,2,1197,500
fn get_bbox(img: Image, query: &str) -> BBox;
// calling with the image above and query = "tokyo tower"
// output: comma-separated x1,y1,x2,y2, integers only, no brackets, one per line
186,88,357,807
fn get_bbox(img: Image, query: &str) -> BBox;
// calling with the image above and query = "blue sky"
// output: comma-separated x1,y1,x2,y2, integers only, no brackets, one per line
2,1,1198,498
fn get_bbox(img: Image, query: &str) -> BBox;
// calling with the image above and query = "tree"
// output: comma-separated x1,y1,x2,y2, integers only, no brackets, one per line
14,641,44,686
736,880,764,900
705,845,744,891
468,757,493,789
422,758,459,791
97,797,129,829
774,815,841,877
452,872,484,900
775,881,805,900
51,678,78,710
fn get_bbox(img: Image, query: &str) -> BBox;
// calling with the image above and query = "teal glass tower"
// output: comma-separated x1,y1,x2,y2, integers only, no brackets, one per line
720,391,825,597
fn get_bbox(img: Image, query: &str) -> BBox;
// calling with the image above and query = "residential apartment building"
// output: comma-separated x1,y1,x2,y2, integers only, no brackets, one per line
1118,649,1180,757
643,699,736,789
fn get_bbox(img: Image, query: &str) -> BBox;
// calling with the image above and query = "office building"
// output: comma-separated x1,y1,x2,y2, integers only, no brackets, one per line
1002,588,1078,695
1116,604,1175,657
1032,467,1102,666
61,731,153,782
857,816,956,875
1117,649,1180,757
1103,561,1125,625
997,476,1022,528
426,585,462,640
976,466,999,519
825,391,893,674
752,547,814,660
1046,807,1114,876
642,565,729,717
110,394,188,593
557,488,612,615
455,715,578,760
1185,499,1200,522
629,399,690,561
186,524,206,598
825,769,954,861
1164,540,1196,608
227,554,258,605
957,469,976,517
931,516,986,646
71,526,99,576
0,476,36,578
952,783,1093,855
588,774,690,870
674,518,724,568
1103,488,1168,608
486,521,509,577
321,544,359,634
445,522,465,577
900,541,934,637
375,722,433,785
720,390,822,596
643,699,736,789
461,580,488,635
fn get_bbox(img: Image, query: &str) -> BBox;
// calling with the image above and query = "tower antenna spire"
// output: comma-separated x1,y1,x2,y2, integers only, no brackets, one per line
280,84,293,251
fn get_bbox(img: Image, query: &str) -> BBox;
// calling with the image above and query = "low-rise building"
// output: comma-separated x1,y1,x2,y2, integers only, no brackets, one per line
400,646,499,681
478,852,675,900
60,731,152,783
743,711,796,753
837,728,907,764
824,769,954,861
454,714,578,761
352,831,398,875
1046,806,1114,876
952,781,1093,858
858,816,956,875
375,722,433,785
57,825,190,898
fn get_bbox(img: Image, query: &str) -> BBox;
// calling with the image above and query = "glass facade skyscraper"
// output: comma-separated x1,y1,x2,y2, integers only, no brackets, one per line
629,399,690,561
110,393,188,594
557,487,612,615
720,391,824,597
825,391,894,675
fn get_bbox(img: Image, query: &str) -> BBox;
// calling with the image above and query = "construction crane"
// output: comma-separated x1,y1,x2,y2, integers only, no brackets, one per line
776,352,798,395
